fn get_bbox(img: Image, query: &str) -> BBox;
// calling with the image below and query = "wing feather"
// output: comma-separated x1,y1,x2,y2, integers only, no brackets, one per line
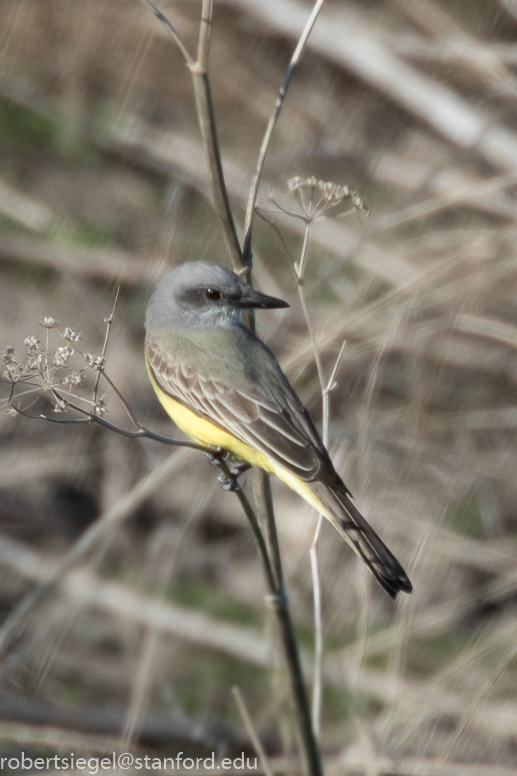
146,332,412,598
146,335,325,480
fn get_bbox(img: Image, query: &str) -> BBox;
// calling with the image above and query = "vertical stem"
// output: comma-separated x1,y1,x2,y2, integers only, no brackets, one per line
243,0,328,262
197,0,213,68
190,71,243,272
254,470,282,587
232,686,275,776
311,379,331,736
189,0,243,272
309,528,324,736
93,285,120,406
254,470,324,776
293,222,346,739
296,223,326,394
294,220,327,738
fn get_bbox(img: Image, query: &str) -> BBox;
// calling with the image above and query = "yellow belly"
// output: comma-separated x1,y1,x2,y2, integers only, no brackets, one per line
146,362,326,515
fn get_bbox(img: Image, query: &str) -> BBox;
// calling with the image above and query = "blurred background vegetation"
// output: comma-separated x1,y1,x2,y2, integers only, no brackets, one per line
1,0,517,773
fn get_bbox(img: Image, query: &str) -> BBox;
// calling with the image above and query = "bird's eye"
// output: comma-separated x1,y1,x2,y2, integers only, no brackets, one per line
205,288,221,301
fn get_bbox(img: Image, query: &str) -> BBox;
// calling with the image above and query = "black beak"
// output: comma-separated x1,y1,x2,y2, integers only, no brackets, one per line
239,286,289,310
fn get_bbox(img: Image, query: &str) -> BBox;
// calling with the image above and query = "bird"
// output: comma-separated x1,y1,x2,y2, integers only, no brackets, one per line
145,261,412,599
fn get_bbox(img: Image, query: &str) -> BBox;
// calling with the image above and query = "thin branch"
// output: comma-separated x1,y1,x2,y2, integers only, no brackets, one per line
142,0,242,270
255,210,297,281
292,221,328,741
93,285,120,406
253,471,323,776
232,686,275,776
309,340,346,737
140,0,194,65
99,368,143,428
197,0,213,70
16,394,208,452
309,537,323,738
265,208,345,739
295,226,325,393
234,471,276,594
261,201,310,223
258,203,331,747
243,0,328,262
326,339,347,395
189,70,243,271
190,0,243,271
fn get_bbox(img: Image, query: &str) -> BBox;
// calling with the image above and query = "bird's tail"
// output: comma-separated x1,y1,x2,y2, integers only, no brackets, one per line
311,481,412,599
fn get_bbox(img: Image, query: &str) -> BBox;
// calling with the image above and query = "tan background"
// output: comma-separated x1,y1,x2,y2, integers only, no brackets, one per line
0,0,517,772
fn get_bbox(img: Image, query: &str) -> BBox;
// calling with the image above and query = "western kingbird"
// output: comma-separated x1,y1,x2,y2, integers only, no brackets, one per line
145,262,412,599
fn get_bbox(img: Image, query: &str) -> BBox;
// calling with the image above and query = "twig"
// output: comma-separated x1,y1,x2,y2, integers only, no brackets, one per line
243,0,328,263
140,0,194,65
295,226,326,393
258,197,342,742
270,208,346,739
308,341,346,737
16,397,207,452
143,0,243,270
324,339,347,436
308,537,323,738
93,285,120,406
98,368,143,428
232,686,275,776
253,471,323,776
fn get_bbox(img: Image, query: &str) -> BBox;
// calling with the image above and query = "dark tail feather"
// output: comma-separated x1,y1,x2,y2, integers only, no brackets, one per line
312,482,412,599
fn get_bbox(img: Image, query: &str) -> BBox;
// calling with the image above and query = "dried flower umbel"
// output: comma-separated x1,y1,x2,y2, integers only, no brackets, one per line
258,177,369,280
3,346,14,365
62,372,82,387
53,345,75,367
261,176,369,224
1,320,109,418
23,336,41,353
63,327,81,343
0,289,181,463
84,353,105,371
40,316,58,329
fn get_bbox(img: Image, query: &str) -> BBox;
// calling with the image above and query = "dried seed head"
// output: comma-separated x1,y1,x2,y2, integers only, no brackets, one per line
286,176,305,195
84,353,105,371
40,316,58,329
52,397,67,413
53,345,75,367
63,327,81,343
3,347,14,364
24,336,40,353
28,353,44,371
6,407,18,418
286,176,369,218
62,371,82,386
93,398,107,416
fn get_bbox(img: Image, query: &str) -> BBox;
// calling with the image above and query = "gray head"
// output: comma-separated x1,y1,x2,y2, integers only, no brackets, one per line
145,261,289,332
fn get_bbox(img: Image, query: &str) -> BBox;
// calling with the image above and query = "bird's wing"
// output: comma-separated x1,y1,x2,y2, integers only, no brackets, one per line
146,334,331,482
147,332,411,600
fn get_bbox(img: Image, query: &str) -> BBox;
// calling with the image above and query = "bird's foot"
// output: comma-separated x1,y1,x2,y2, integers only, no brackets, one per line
226,459,251,477
217,470,244,492
205,447,226,468
206,449,250,491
